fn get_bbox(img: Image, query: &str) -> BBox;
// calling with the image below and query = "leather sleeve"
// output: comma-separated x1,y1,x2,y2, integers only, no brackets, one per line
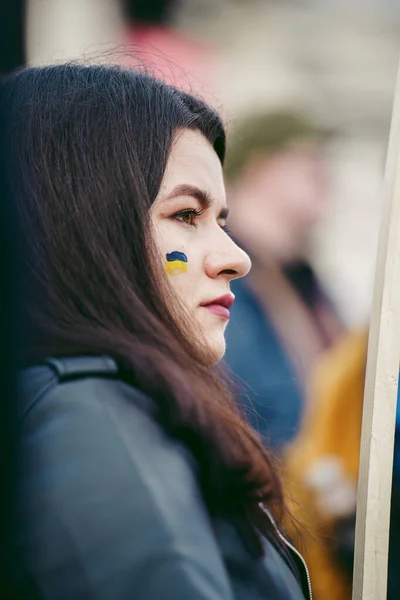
15,376,234,600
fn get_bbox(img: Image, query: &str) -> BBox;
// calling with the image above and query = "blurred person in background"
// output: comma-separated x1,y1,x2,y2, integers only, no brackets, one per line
122,0,216,97
224,111,344,452
2,64,311,600
284,330,400,600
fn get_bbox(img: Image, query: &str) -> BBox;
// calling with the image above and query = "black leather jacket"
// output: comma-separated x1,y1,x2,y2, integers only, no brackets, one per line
12,356,311,600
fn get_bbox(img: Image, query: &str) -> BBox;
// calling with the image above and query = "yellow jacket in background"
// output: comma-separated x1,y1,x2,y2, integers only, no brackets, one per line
284,331,367,600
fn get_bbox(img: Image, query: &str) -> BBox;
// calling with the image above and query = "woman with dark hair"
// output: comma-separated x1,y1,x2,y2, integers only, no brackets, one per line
2,64,310,600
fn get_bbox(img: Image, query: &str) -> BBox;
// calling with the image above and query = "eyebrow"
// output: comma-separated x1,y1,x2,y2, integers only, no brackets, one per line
165,183,229,220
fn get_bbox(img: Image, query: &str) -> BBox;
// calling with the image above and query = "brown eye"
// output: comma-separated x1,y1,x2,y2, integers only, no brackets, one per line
180,211,195,225
174,209,201,227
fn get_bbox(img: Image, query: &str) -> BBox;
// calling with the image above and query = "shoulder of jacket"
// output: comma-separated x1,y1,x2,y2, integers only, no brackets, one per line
18,355,200,493
18,355,140,421
45,355,119,380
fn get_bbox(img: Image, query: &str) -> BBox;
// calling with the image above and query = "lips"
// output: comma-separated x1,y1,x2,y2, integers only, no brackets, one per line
200,294,235,320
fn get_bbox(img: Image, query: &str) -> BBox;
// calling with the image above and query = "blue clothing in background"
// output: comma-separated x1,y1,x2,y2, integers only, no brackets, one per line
224,278,303,451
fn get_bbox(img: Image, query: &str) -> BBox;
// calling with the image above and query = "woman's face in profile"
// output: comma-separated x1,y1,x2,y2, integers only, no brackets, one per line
151,129,251,362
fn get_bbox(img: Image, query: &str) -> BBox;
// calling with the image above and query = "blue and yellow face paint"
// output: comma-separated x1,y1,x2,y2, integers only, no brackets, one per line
165,251,188,275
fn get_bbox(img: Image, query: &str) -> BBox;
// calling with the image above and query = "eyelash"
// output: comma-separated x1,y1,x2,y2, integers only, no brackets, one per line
172,208,231,235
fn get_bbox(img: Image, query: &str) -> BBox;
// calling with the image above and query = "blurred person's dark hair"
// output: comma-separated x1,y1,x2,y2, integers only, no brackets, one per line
1,64,287,551
0,1,25,74
225,109,333,182
123,0,177,24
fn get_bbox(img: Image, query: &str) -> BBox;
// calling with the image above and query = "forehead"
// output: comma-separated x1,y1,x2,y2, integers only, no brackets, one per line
161,129,225,200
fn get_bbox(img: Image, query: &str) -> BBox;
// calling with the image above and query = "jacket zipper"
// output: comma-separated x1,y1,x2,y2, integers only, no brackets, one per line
259,503,312,600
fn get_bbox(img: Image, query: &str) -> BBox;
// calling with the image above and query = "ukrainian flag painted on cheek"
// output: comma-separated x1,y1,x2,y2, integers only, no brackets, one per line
165,251,188,275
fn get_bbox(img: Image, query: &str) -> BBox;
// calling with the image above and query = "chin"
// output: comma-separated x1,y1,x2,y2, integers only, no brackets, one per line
206,334,226,365
194,314,227,364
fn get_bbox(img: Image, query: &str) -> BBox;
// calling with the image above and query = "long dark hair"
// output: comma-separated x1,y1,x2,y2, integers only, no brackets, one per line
1,64,284,551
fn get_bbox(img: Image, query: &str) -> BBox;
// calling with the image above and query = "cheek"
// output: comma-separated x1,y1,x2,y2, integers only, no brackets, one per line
165,251,188,275
153,219,190,279
153,219,203,305
164,250,195,309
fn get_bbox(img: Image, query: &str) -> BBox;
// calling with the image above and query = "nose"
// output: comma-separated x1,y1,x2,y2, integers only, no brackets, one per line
205,234,251,281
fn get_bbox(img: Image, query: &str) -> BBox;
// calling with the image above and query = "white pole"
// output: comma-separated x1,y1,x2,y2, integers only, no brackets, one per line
352,58,400,600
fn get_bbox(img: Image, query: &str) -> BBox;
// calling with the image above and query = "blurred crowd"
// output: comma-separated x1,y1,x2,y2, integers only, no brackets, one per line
3,0,400,598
